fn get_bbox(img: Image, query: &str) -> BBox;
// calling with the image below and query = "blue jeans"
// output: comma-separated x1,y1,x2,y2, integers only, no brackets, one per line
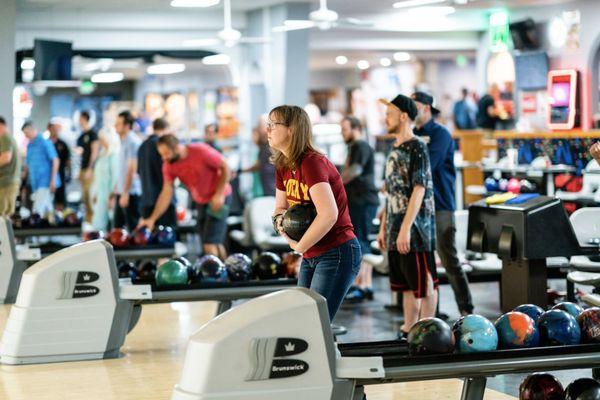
348,202,378,255
298,238,362,321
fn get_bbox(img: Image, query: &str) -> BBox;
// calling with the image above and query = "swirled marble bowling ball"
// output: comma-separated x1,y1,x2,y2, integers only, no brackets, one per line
577,307,600,344
565,378,600,400
408,318,455,356
519,373,565,400
494,312,540,349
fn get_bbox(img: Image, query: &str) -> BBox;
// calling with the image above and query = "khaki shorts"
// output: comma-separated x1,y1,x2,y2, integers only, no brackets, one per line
0,183,20,216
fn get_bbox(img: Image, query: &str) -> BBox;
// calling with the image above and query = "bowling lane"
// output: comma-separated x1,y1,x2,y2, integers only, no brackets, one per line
0,302,514,399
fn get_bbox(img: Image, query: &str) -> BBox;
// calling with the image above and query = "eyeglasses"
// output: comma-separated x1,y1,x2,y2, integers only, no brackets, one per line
266,120,287,130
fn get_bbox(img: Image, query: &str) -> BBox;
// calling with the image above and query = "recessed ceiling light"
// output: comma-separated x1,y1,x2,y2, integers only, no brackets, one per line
147,64,186,75
202,54,231,65
357,60,370,70
393,0,445,8
335,55,348,65
393,52,411,62
91,72,124,83
380,57,392,67
171,0,219,7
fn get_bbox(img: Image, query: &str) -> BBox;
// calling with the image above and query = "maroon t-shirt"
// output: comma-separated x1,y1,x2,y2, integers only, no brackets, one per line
162,143,232,204
276,151,355,258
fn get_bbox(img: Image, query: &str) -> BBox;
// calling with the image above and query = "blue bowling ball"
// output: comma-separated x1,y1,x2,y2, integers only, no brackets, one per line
551,302,583,319
537,310,581,346
484,177,500,192
513,304,545,323
452,314,498,353
156,225,176,246
495,311,540,349
225,253,253,282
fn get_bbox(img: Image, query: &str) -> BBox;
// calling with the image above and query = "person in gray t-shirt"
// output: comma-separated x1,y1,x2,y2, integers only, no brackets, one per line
0,117,22,216
112,111,142,231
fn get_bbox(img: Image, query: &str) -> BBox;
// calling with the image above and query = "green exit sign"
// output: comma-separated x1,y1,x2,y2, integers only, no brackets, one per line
489,10,510,52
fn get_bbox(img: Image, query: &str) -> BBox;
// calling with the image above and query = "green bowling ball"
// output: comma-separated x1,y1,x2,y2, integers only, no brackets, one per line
155,259,189,286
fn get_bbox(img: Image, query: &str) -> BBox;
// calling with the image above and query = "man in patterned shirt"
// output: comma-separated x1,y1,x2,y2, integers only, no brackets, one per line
377,94,438,338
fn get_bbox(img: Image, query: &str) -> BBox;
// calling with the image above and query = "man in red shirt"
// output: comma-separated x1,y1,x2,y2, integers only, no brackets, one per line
138,134,232,259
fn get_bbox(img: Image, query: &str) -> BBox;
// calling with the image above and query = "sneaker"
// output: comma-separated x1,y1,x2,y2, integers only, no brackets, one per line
397,330,409,342
344,287,365,304
362,287,374,300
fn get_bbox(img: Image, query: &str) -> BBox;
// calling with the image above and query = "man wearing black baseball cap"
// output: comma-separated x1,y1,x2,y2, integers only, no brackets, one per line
377,94,438,337
412,91,474,316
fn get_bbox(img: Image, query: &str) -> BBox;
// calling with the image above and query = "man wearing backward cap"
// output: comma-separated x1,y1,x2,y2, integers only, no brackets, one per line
377,94,438,338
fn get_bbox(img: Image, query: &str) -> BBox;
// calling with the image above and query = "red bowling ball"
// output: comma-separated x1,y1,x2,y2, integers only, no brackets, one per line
108,228,130,248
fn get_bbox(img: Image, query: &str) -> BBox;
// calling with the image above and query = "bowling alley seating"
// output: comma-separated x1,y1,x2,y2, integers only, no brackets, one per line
566,207,600,301
556,160,600,204
229,196,289,254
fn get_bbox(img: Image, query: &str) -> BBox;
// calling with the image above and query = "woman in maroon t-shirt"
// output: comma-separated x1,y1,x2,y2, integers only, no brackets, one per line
269,105,361,321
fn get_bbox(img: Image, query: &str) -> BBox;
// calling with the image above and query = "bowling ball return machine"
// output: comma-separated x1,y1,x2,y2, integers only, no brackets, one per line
0,240,296,365
467,196,597,312
170,288,600,400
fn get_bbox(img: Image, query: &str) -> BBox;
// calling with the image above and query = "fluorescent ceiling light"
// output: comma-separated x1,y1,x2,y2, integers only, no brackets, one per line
147,63,186,75
357,60,370,70
393,51,411,62
393,0,445,8
335,55,348,65
171,0,219,7
83,58,114,72
407,6,455,16
20,59,35,70
91,72,124,83
380,57,392,67
202,54,231,65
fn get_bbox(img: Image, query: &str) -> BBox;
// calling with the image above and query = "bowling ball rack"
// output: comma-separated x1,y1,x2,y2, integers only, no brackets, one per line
133,278,297,303
13,226,82,238
339,341,600,398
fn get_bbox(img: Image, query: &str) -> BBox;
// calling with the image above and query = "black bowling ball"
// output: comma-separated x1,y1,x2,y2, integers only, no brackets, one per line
136,260,157,283
565,378,600,400
407,318,455,356
282,203,317,241
252,252,285,280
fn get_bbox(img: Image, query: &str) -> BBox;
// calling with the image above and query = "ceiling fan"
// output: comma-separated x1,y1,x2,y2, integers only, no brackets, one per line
183,0,270,48
272,0,373,32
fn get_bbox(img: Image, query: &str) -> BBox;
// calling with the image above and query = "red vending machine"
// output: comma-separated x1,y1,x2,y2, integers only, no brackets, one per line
547,69,580,130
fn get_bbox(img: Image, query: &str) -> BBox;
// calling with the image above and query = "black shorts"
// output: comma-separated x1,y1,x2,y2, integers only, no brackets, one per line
388,250,438,298
195,196,231,245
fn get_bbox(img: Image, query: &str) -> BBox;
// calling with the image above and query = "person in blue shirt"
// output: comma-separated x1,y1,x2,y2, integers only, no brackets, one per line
452,88,477,130
412,92,474,316
22,121,61,218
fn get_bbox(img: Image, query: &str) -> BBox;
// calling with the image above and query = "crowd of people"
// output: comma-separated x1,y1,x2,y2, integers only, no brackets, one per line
0,113,275,260
0,88,502,334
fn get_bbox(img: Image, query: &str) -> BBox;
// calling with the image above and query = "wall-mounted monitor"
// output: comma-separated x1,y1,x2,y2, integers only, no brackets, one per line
547,69,579,130
33,39,72,81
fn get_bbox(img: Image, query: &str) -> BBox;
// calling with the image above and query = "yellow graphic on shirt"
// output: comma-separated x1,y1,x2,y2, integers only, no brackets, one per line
283,178,310,206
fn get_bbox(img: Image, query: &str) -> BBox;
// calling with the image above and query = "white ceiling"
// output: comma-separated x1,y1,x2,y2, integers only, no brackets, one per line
18,0,577,13
16,0,580,71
